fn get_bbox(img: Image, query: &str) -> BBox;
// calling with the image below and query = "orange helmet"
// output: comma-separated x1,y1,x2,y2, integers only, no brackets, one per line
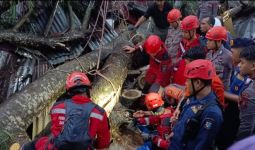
143,35,162,55
164,85,184,101
145,93,164,110
180,15,199,31
66,71,91,91
184,59,216,80
167,9,182,23
206,26,227,41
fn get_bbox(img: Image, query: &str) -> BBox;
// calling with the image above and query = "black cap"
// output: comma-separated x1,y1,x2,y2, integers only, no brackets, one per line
231,38,254,48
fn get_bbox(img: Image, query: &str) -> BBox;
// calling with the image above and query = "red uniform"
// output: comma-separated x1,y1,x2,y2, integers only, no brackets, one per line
35,95,110,150
173,35,200,85
145,44,172,87
137,107,174,149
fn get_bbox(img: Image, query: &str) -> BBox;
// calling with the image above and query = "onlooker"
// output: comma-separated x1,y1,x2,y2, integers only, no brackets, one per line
197,0,219,20
132,0,172,41
236,45,255,140
217,38,255,149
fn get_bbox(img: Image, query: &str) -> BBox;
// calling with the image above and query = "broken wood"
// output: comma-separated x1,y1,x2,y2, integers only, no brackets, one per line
0,31,90,51
67,1,75,31
82,0,95,31
0,30,131,147
44,0,59,37
12,1,34,32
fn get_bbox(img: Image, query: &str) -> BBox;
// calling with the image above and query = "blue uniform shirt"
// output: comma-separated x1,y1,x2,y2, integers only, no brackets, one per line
229,67,251,95
169,92,223,150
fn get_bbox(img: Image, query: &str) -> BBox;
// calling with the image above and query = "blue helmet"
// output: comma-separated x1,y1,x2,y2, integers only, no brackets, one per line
231,38,254,48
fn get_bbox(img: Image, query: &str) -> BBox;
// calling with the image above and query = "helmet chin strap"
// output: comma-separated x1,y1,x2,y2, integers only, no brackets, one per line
189,79,207,100
174,21,179,29
188,30,193,41
214,41,219,51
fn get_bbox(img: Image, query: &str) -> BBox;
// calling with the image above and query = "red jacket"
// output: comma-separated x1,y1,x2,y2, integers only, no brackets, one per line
35,95,110,150
173,35,200,85
145,44,172,87
137,107,174,149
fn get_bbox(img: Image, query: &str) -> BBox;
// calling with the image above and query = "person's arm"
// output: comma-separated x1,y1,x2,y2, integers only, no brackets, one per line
134,3,153,28
237,92,255,140
94,112,110,149
136,115,161,126
224,91,239,103
152,136,170,149
134,16,147,28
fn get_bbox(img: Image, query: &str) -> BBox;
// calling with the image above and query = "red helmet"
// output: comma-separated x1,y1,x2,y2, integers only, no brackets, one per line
180,15,199,31
184,59,216,80
66,71,91,91
143,35,162,55
167,9,182,23
145,93,164,110
206,26,227,41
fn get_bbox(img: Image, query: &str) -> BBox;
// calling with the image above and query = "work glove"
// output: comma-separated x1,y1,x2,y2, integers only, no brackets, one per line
137,117,149,125
152,136,170,149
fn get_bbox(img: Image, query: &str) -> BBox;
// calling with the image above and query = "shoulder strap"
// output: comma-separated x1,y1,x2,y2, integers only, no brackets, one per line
180,42,186,55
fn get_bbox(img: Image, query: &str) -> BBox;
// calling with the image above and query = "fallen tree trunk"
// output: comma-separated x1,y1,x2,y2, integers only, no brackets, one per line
0,30,131,147
90,42,131,113
0,31,90,51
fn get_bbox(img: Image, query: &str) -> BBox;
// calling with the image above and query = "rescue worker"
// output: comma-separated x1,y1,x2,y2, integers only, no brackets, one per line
124,35,172,93
171,46,225,126
182,46,225,106
134,93,174,149
200,16,232,50
165,9,183,83
172,15,200,86
131,0,172,41
32,71,110,150
206,26,233,90
217,38,254,149
169,59,223,150
236,45,255,141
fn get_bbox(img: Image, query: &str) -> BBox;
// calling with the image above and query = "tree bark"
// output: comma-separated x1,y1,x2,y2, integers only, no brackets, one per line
90,42,131,112
0,31,90,51
81,0,95,31
0,30,131,147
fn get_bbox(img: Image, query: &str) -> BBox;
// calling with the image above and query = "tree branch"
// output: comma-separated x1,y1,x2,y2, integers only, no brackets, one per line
44,0,59,37
82,0,95,31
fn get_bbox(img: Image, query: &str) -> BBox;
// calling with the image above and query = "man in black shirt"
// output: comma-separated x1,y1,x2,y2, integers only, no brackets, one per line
133,0,172,41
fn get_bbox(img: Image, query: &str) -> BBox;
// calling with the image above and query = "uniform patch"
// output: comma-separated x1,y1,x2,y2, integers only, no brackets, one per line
191,105,203,114
204,119,214,130
234,86,239,92
239,92,249,109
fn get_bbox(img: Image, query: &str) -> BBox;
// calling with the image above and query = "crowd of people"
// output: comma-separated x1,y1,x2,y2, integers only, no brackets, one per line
21,0,255,150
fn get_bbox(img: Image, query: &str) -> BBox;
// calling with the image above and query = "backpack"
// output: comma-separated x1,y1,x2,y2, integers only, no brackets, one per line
53,99,96,150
